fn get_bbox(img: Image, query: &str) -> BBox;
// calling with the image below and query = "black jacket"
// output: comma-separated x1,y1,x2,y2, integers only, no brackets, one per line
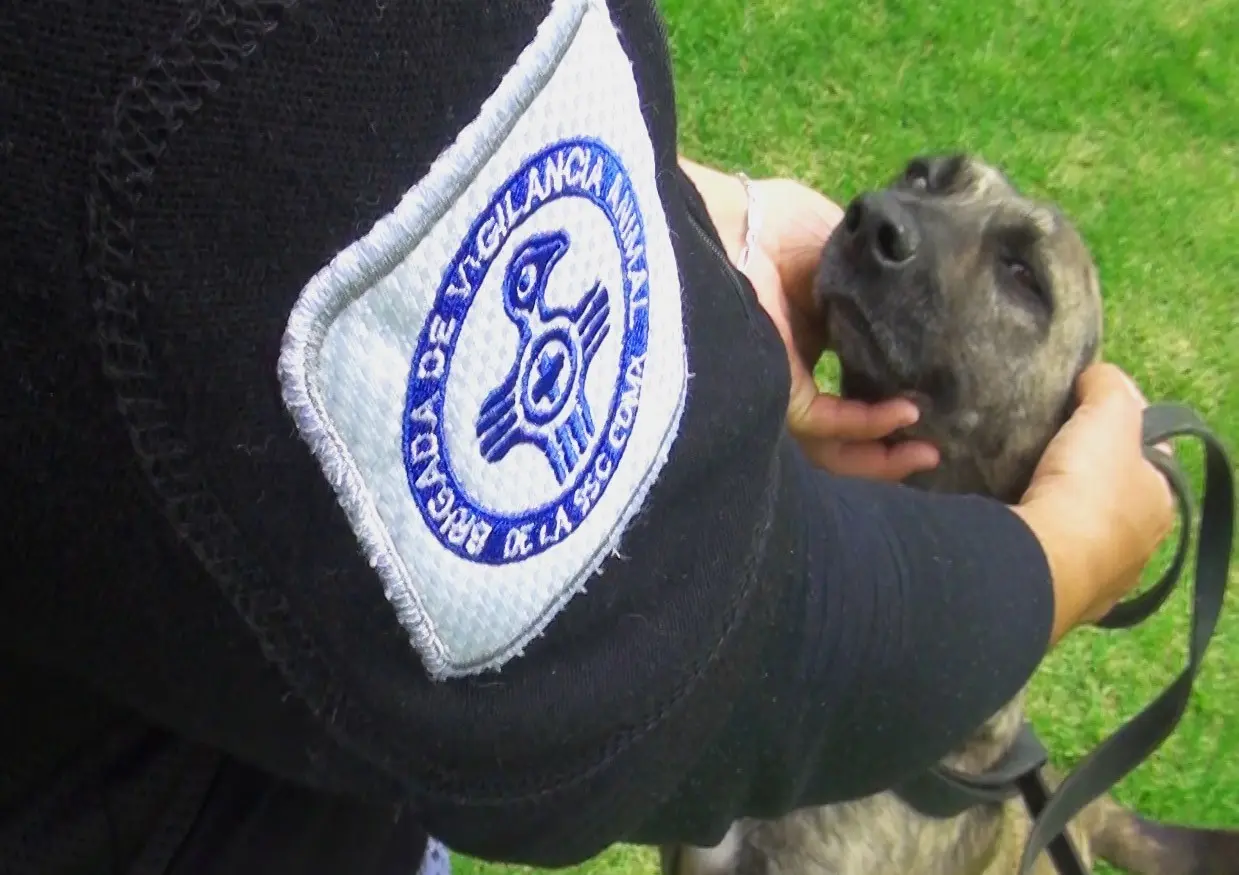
0,1,1053,873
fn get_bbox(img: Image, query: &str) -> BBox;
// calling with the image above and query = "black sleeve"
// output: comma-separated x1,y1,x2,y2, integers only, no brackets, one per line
623,440,1054,850
797,463,1054,803
1,0,1051,871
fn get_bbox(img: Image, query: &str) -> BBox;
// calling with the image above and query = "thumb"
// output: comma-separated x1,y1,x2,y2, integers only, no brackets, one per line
1076,361,1146,413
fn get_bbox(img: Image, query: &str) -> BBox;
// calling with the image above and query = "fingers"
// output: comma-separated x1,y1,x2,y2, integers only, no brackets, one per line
801,437,940,482
1116,368,1177,461
795,390,922,444
1077,362,1146,424
1077,361,1167,453
788,382,939,482
1077,362,1176,537
1080,359,1176,457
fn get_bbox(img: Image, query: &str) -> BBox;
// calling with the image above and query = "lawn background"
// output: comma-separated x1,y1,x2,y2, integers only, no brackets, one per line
456,1,1239,874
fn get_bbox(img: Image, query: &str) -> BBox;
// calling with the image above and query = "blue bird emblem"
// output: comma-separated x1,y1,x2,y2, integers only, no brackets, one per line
475,230,612,484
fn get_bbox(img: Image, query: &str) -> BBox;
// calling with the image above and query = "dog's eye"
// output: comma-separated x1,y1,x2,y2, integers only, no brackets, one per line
904,162,931,190
902,155,967,194
1000,256,1049,309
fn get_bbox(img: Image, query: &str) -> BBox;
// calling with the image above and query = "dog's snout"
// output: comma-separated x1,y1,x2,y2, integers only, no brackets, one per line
843,193,919,267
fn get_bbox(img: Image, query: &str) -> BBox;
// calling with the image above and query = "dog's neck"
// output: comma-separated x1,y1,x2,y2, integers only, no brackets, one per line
892,409,1055,507
900,451,1036,506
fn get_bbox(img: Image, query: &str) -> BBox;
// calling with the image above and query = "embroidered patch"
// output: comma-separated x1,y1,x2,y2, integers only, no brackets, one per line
404,139,652,567
278,0,688,679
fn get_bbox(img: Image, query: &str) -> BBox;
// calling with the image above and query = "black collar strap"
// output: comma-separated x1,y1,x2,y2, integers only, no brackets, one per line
890,722,1048,819
892,402,1235,875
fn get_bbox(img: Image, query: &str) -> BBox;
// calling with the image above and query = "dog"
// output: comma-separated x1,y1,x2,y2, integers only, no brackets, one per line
658,154,1239,875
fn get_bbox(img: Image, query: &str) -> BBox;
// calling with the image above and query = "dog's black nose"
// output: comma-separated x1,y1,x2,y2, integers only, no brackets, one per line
842,193,919,266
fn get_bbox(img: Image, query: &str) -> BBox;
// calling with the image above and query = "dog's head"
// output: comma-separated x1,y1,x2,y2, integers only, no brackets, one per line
814,153,1103,501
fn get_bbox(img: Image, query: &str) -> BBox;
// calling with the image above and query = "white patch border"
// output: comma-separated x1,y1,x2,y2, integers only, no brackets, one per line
277,0,688,680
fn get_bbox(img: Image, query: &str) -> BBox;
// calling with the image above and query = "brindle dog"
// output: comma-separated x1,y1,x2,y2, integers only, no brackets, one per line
660,154,1239,875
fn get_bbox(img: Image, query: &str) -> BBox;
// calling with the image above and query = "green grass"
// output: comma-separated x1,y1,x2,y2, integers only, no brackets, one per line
456,1,1238,873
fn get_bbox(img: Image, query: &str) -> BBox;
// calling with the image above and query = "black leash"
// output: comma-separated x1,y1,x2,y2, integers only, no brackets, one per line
892,402,1235,875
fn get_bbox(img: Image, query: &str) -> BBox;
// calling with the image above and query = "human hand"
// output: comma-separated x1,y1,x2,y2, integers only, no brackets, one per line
678,158,939,481
1011,362,1176,646
738,239,939,480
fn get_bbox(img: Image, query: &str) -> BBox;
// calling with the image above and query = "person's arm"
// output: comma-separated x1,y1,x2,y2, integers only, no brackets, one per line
624,439,1057,847
2,1,1171,872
